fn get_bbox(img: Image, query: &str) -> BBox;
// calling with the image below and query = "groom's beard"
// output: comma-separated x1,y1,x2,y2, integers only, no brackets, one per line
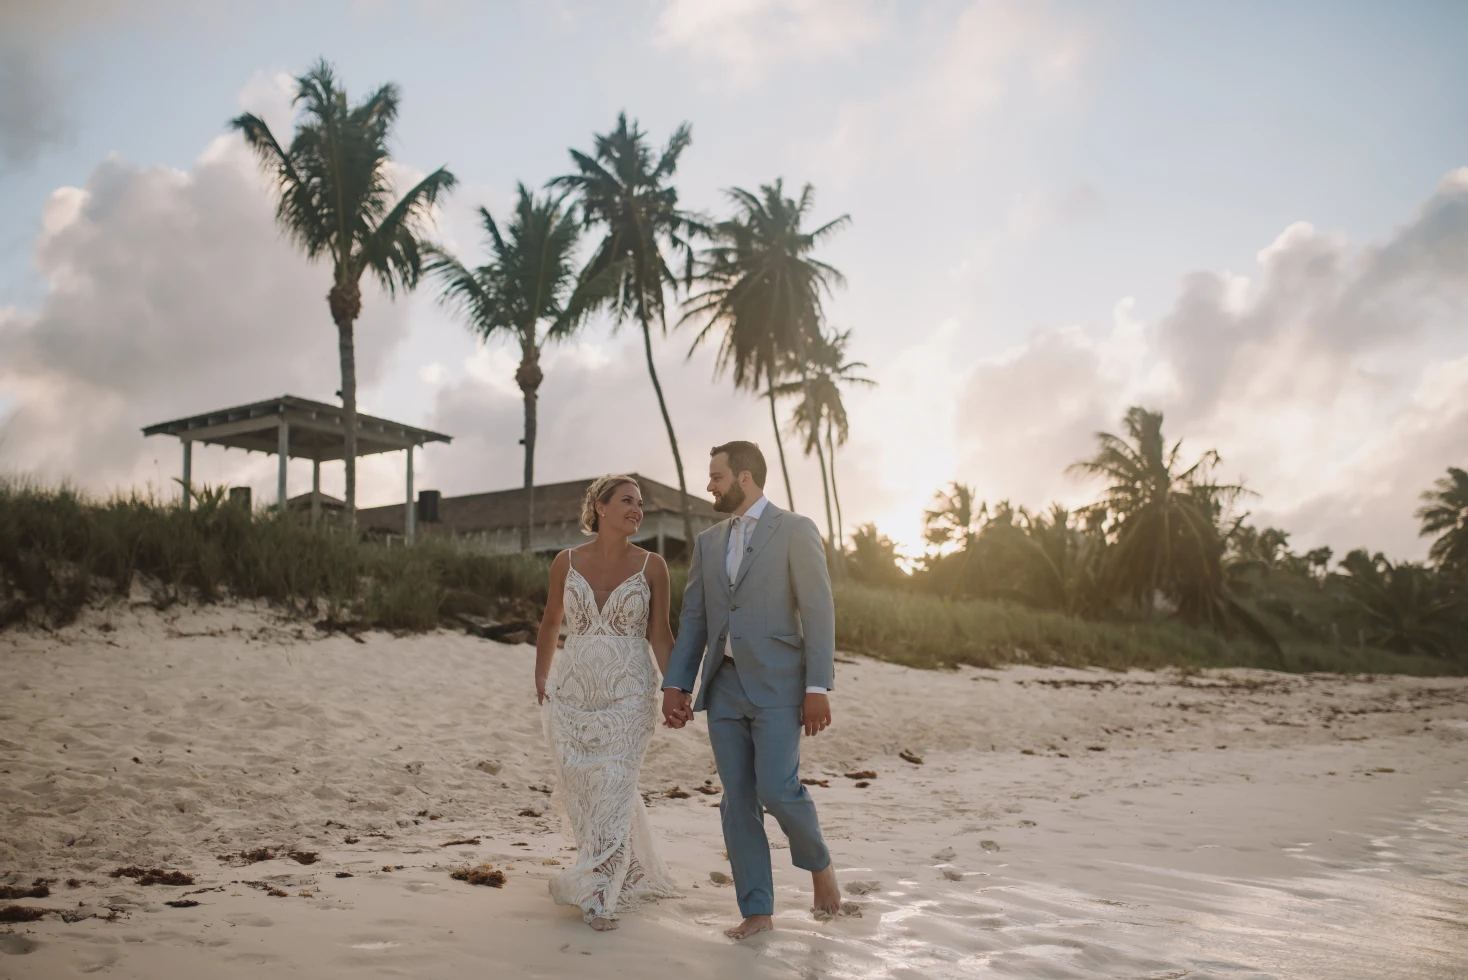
712,482,746,514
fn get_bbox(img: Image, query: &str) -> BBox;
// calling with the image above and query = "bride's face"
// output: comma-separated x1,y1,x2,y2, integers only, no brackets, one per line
598,482,644,537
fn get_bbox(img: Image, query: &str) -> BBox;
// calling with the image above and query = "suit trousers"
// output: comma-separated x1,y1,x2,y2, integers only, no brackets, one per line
706,661,830,917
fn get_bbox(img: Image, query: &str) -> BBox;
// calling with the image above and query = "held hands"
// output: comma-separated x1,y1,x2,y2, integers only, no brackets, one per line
801,692,832,736
661,688,693,728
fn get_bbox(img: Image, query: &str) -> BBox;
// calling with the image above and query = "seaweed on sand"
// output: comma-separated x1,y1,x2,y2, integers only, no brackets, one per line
450,863,506,888
109,867,194,886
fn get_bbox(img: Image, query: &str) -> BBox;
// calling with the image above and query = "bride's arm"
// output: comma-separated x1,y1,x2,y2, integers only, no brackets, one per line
535,550,570,704
645,553,675,676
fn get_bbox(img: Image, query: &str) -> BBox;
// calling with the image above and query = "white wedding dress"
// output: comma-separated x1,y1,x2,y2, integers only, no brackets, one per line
541,551,680,923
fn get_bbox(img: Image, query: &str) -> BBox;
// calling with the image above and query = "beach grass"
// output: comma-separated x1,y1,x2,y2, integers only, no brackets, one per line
2,480,1461,676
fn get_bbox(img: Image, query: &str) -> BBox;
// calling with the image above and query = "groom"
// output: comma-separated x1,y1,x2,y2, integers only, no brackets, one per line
662,440,841,940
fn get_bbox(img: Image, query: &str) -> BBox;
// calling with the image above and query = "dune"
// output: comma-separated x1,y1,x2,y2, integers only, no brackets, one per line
2,598,1466,978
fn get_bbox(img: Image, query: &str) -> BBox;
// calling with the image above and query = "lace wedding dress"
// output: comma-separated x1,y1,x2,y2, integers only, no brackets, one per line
541,551,680,923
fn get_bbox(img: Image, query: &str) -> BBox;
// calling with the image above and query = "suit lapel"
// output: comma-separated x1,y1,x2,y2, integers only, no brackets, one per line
733,503,783,591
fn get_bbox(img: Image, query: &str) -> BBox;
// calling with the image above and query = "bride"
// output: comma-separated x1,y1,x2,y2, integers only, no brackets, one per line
534,474,682,931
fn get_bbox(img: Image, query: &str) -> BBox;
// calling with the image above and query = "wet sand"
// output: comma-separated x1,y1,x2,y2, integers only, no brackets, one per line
2,599,1466,978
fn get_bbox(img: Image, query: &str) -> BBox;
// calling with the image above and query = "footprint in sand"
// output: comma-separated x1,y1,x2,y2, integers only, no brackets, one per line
932,846,957,861
75,950,121,974
844,880,882,896
224,913,273,928
812,901,863,921
1,934,43,956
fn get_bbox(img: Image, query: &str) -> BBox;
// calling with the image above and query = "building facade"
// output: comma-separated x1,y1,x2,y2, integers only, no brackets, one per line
356,474,722,559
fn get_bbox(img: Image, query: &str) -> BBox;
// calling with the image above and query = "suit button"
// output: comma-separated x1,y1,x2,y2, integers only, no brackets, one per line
730,605,739,611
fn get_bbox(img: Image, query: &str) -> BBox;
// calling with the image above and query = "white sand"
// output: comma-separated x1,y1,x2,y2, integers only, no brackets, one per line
3,599,1467,978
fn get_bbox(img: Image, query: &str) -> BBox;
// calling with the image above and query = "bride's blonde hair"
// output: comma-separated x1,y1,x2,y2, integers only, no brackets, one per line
580,475,640,535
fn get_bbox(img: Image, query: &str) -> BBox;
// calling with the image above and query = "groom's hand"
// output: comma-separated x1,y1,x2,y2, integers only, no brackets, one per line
661,688,692,729
801,692,832,736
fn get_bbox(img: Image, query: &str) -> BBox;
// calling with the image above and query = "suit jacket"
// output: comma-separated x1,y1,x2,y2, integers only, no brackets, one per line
665,501,836,711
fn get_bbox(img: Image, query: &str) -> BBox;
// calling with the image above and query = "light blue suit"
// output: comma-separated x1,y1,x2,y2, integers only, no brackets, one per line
665,501,835,917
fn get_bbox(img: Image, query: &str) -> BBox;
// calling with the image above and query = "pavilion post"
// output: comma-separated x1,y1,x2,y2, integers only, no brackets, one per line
181,440,193,512
656,513,665,557
277,419,289,510
311,458,321,524
405,443,416,543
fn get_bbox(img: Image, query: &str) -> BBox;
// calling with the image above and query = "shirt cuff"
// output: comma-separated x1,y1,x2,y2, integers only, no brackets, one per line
805,686,828,695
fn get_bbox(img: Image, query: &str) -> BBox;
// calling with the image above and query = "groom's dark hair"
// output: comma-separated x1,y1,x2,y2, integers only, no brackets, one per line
711,440,767,488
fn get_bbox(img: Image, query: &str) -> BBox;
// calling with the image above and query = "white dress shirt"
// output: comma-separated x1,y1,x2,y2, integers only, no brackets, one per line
725,495,827,696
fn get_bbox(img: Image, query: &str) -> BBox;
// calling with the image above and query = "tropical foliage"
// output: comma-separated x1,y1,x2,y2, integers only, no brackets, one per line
1417,466,1468,577
424,186,607,551
1335,549,1460,656
846,523,906,588
774,327,873,562
855,407,1468,665
683,180,850,520
554,113,706,553
230,58,456,522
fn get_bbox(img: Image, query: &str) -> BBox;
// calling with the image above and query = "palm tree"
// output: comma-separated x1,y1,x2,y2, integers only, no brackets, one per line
424,186,608,552
1336,549,1460,656
1417,466,1468,577
923,482,982,551
1014,504,1108,617
846,522,905,587
772,328,873,550
553,114,706,554
682,180,850,513
1068,406,1277,649
231,58,455,524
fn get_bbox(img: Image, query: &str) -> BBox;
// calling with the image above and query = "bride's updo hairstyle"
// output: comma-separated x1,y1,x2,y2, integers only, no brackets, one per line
580,474,639,535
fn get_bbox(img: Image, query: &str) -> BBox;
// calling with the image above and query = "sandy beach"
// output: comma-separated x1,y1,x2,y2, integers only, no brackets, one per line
3,599,1467,979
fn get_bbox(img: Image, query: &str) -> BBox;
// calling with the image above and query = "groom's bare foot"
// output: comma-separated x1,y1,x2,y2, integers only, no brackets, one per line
589,916,619,931
812,861,841,916
724,915,773,940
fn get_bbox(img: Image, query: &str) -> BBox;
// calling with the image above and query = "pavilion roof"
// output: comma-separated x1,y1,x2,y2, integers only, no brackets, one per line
142,395,451,461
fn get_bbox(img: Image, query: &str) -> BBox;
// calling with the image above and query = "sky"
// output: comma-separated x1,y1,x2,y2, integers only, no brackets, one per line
1,0,1466,562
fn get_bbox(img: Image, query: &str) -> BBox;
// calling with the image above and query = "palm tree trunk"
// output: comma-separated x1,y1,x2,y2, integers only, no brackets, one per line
806,380,839,573
517,344,543,554
827,419,844,551
768,385,795,510
330,279,362,529
647,302,694,558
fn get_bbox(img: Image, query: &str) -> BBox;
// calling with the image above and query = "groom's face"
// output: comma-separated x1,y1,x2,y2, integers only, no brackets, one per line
708,454,747,515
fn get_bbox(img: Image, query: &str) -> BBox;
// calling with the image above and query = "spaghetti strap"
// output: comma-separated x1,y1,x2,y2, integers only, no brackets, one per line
640,550,651,573
566,549,576,574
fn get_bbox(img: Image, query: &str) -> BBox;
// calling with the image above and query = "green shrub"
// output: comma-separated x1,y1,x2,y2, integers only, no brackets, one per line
2,480,1461,676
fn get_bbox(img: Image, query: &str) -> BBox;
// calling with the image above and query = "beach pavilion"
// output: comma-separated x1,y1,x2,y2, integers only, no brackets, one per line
142,395,451,540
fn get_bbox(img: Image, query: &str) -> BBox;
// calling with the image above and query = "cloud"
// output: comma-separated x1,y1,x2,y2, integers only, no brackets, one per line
0,1,230,172
0,42,72,170
0,84,414,501
818,0,1091,178
944,168,1468,561
955,300,1149,508
653,0,886,85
